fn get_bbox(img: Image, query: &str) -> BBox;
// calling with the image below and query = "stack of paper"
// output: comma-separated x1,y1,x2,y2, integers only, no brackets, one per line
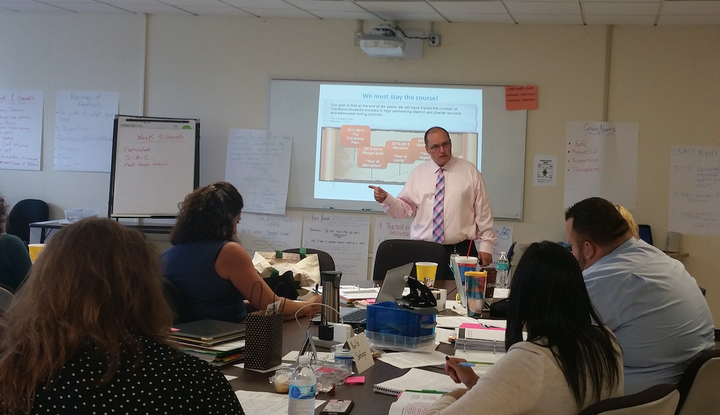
455,322,506,353
170,319,246,366
388,391,445,415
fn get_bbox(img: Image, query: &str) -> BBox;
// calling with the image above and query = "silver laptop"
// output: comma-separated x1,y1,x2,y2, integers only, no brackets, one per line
340,262,414,324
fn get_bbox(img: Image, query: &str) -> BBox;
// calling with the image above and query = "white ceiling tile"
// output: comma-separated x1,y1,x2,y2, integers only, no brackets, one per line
431,1,508,14
40,0,98,4
584,13,656,24
512,13,583,23
243,7,317,18
52,2,131,12
181,5,254,15
286,0,361,10
505,2,581,14
658,14,720,25
583,2,659,15
356,1,436,13
111,3,188,13
443,13,516,23
160,0,225,7
662,1,720,15
0,1,73,11
222,0,297,9
311,10,379,19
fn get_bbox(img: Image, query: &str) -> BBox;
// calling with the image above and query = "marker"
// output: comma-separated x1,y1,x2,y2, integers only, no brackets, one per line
459,362,475,367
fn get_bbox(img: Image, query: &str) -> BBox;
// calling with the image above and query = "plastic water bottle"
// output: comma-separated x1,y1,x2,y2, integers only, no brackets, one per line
496,252,509,289
288,355,316,415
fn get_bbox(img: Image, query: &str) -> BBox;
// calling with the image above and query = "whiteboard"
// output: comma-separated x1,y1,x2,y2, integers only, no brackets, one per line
109,115,199,217
268,79,527,220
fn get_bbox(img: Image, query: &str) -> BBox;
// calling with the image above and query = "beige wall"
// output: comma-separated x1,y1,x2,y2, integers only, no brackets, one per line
0,14,717,322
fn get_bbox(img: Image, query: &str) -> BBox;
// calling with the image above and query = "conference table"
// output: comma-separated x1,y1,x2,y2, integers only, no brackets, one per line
223,280,469,415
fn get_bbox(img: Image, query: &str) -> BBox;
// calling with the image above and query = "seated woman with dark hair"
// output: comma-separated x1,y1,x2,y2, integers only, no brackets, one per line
0,218,244,414
0,195,31,292
426,241,624,415
161,182,321,322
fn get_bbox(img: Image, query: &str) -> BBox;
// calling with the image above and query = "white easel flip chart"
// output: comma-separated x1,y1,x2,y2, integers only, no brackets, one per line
225,129,292,215
54,91,119,172
110,116,199,217
302,212,370,284
0,90,43,171
564,122,638,209
669,146,720,235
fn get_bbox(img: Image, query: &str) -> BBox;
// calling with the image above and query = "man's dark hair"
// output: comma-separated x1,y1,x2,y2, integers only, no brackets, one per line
423,126,450,146
565,197,629,246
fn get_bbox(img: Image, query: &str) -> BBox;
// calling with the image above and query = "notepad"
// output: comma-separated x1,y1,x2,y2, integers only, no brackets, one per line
171,319,246,345
372,368,462,397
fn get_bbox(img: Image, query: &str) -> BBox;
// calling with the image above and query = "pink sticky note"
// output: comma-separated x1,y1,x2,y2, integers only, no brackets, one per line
345,376,365,385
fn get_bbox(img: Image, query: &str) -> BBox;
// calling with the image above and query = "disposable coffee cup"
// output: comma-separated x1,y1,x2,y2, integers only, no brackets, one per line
455,256,478,284
415,262,438,288
28,243,45,262
465,270,487,318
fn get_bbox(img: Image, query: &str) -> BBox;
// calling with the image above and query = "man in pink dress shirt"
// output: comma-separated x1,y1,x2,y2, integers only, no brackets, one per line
370,126,496,266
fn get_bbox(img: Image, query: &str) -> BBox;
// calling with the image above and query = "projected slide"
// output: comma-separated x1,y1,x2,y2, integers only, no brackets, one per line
315,84,483,202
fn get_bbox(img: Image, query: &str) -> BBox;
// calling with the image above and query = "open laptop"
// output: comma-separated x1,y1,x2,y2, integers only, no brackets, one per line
339,262,414,325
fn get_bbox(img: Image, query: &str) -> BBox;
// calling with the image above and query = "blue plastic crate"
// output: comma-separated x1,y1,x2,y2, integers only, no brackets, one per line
366,301,436,338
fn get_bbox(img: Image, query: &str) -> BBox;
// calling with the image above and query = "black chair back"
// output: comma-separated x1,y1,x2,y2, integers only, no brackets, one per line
373,239,453,281
283,248,336,273
578,384,679,415
6,199,49,245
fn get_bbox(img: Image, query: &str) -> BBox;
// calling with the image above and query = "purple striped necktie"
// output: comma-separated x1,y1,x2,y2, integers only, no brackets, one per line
433,168,445,243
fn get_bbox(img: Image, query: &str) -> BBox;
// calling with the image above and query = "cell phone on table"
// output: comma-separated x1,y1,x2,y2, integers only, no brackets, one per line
320,399,354,415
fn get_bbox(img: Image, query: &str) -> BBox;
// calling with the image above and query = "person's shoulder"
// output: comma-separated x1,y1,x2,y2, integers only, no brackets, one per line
0,233,23,246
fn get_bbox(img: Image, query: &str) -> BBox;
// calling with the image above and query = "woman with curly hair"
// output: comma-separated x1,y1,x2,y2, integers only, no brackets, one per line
161,182,321,322
0,218,244,414
0,195,31,291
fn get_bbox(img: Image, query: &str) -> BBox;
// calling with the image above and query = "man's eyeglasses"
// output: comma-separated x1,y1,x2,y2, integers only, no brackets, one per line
427,140,451,152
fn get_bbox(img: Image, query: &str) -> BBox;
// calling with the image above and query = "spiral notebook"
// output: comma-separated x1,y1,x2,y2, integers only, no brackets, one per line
372,368,462,397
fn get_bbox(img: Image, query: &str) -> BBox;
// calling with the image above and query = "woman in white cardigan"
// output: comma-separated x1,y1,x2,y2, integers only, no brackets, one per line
426,241,624,415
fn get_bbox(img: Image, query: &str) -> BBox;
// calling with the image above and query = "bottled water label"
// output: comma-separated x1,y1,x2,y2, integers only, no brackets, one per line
289,384,315,400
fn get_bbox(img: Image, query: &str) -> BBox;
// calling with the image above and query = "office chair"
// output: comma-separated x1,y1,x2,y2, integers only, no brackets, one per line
160,278,195,325
283,248,335,273
578,384,679,415
373,239,453,281
6,199,49,246
675,348,720,415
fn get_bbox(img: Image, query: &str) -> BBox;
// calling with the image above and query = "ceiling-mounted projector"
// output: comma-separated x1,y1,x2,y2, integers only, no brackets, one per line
360,24,405,58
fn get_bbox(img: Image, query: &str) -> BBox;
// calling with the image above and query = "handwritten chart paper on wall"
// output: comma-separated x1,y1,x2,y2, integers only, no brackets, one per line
54,91,118,172
237,211,303,257
0,90,43,171
302,212,370,284
110,116,199,217
669,146,720,235
372,217,412,260
225,129,292,215
564,122,638,209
